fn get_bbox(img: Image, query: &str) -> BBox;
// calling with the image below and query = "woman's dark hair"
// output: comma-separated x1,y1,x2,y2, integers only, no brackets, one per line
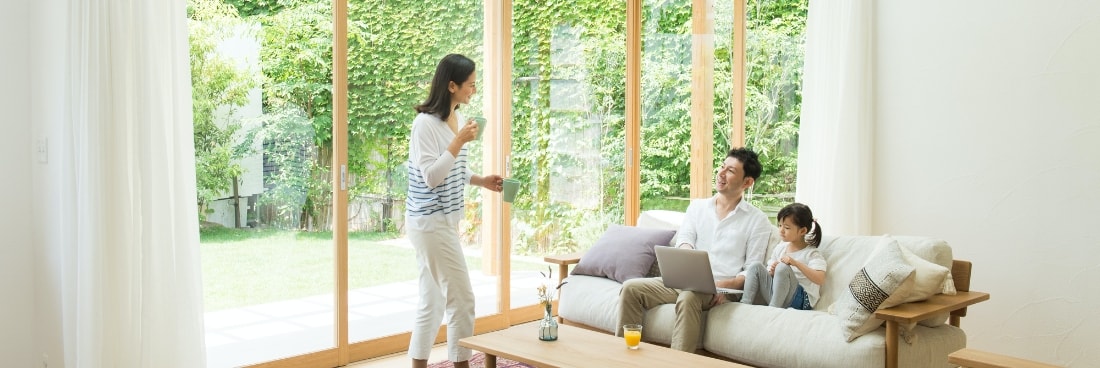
415,54,476,122
777,202,822,247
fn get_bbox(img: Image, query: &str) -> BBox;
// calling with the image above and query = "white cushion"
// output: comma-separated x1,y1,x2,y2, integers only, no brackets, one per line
831,236,916,341
636,210,684,232
556,275,623,334
704,303,966,368
896,243,954,302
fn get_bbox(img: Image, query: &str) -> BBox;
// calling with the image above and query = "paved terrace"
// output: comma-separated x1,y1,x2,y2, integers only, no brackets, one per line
205,246,548,368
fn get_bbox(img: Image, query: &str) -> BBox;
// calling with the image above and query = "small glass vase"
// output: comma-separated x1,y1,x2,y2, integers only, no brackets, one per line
538,303,558,341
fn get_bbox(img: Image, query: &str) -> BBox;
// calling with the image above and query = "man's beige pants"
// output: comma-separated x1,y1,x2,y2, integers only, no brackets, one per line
617,277,731,352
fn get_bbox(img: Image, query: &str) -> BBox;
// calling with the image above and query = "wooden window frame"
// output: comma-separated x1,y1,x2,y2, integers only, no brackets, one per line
242,1,745,366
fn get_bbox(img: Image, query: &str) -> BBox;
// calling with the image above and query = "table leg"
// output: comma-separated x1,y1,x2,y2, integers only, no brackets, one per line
557,264,569,323
885,320,898,368
485,353,497,367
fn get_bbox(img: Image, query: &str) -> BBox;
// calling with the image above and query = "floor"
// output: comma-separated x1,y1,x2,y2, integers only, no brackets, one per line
345,344,450,368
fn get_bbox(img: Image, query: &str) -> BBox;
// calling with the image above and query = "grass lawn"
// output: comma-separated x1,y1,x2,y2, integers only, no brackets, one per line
200,227,547,311
642,197,690,212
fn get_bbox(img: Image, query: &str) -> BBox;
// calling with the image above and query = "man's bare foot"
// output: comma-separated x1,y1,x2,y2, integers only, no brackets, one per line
453,360,470,368
412,358,427,368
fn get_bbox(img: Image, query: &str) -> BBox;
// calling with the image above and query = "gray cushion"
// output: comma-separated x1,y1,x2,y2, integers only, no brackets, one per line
571,224,676,284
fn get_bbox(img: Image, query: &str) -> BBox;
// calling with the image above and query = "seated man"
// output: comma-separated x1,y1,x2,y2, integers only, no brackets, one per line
617,147,774,352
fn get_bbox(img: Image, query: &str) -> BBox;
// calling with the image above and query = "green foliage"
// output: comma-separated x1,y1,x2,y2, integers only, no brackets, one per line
743,0,807,208
345,0,482,200
508,0,628,255
256,1,335,229
222,0,286,17
636,0,806,212
226,0,805,240
639,0,694,201
189,0,257,219
248,108,323,229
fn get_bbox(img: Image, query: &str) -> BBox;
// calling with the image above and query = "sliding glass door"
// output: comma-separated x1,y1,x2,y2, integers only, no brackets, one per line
192,0,337,366
344,0,500,347
508,0,627,314
192,1,804,366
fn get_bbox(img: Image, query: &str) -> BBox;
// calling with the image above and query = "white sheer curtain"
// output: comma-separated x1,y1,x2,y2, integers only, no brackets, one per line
61,0,206,366
795,0,874,236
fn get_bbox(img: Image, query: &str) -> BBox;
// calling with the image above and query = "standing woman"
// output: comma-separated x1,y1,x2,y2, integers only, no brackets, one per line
406,53,502,368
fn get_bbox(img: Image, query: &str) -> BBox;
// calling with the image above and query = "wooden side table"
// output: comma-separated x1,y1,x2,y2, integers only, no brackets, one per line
948,348,1062,368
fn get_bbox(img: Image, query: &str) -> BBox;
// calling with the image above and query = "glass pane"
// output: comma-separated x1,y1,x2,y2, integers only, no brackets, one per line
510,0,627,309
193,0,336,366
641,0,693,212
346,1,497,344
743,0,807,217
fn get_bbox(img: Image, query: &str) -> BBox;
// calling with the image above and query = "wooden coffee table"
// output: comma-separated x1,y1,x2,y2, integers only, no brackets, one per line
458,322,749,367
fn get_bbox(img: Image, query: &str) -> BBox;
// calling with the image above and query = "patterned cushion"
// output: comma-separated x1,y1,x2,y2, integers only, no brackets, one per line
832,236,916,341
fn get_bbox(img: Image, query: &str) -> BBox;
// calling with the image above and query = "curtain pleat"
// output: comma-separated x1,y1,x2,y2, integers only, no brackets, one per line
796,0,874,236
63,0,206,366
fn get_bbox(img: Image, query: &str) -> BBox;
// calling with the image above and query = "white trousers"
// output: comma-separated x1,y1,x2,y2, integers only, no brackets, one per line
407,222,475,362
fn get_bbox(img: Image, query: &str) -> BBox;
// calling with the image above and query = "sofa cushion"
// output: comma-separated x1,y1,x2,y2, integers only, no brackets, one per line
557,275,624,333
571,224,676,283
834,236,957,330
896,244,954,301
636,210,684,233
704,303,966,368
833,236,916,341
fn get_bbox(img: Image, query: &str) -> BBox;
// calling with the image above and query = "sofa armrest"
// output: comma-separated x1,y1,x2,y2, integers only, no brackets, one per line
875,291,990,326
544,252,585,287
875,291,990,368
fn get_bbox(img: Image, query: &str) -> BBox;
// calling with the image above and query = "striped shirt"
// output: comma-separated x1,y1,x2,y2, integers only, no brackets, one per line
406,112,471,228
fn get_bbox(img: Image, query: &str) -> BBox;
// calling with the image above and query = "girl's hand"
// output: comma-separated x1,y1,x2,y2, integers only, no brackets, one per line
767,261,778,275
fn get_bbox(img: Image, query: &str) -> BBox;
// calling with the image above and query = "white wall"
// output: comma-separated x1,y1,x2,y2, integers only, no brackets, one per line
874,1,1100,366
0,0,36,366
30,0,68,366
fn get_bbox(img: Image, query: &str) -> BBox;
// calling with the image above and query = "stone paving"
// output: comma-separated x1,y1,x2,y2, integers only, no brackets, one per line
205,269,546,367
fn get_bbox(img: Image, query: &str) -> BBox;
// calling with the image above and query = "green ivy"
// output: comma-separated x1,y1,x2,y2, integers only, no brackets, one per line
208,0,806,244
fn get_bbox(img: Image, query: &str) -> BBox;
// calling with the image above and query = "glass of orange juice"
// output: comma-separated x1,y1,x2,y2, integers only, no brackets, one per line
623,324,643,350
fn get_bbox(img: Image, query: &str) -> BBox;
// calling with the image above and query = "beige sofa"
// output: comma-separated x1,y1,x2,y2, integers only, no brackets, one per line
546,210,988,368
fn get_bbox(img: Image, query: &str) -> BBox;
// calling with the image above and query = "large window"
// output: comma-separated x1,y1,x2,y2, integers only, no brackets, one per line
191,0,337,366
190,1,805,367
743,0,806,215
343,0,498,345
639,0,806,217
508,0,627,310
639,0,693,212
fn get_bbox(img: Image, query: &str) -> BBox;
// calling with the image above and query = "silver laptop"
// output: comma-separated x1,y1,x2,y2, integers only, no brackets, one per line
654,246,742,295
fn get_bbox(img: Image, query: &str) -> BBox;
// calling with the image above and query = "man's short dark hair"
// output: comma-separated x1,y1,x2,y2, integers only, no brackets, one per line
727,147,762,180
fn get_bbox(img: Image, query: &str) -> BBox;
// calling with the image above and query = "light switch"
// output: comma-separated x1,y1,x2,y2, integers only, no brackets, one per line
37,138,48,164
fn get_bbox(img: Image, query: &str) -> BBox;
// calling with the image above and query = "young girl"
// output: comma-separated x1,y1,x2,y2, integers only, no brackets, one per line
739,203,826,310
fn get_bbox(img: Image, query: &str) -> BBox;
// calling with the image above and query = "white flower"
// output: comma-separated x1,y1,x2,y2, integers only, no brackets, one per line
537,266,567,308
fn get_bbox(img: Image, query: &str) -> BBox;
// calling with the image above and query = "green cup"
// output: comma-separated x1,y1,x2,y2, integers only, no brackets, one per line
472,117,486,140
502,178,520,203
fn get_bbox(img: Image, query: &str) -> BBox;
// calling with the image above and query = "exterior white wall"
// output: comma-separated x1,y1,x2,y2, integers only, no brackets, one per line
874,1,1100,366
0,0,36,366
207,24,264,228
